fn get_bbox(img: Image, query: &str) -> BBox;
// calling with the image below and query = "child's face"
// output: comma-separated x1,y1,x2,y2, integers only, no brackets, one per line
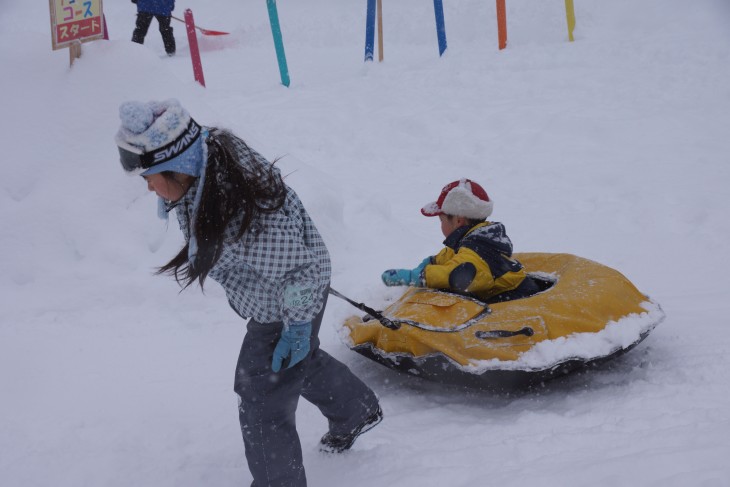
142,172,190,202
439,214,466,237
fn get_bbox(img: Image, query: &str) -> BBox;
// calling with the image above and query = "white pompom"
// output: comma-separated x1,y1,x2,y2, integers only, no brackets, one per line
118,101,154,134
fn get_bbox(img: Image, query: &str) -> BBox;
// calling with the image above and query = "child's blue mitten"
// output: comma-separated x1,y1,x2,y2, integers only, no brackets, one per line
272,320,311,372
381,257,431,287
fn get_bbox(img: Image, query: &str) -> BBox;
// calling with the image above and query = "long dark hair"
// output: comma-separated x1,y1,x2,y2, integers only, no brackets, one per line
157,128,287,289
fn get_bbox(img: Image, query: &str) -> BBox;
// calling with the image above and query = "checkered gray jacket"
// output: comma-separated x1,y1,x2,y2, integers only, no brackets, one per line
174,142,331,326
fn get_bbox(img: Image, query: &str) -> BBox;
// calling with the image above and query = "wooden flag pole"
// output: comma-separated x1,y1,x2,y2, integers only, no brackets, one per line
184,9,206,87
377,0,384,62
364,0,376,61
266,0,290,87
565,0,576,42
496,0,507,50
433,0,447,56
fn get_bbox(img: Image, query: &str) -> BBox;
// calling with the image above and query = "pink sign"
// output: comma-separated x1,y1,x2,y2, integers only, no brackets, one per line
49,0,104,50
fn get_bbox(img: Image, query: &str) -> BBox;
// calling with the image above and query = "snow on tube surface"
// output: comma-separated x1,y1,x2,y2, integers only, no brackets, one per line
342,253,665,390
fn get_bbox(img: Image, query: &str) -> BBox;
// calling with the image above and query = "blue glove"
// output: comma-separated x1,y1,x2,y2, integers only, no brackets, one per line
381,257,430,287
272,320,312,372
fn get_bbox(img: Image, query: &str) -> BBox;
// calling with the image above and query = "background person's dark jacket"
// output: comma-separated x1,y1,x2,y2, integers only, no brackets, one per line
135,0,175,16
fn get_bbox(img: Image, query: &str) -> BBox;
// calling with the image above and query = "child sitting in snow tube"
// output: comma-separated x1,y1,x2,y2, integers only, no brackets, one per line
381,178,540,302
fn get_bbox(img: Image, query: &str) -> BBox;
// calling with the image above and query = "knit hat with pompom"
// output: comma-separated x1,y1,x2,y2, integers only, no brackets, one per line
115,99,204,177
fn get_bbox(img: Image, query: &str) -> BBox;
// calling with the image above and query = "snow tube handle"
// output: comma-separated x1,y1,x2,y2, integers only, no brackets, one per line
475,327,534,339
329,287,401,330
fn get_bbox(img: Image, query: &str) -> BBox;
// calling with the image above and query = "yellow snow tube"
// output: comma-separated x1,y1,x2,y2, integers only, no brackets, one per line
344,253,661,371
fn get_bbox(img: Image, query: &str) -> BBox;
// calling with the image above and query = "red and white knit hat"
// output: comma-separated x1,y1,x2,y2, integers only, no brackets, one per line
421,179,494,220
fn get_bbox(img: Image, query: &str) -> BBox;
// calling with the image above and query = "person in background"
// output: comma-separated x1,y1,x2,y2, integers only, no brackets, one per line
381,178,539,302
131,0,176,56
115,99,382,486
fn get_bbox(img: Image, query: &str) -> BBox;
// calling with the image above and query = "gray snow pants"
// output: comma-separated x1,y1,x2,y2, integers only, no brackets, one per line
233,287,379,487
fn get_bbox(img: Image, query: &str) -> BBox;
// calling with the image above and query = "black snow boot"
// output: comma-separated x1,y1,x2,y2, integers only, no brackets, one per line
319,405,383,453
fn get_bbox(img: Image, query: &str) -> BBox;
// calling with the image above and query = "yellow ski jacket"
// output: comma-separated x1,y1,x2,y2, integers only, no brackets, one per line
423,222,527,301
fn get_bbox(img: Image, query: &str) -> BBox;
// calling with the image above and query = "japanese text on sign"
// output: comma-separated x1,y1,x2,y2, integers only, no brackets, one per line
49,0,104,50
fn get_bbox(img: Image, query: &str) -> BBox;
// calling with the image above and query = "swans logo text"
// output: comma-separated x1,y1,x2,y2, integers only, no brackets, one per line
152,122,200,163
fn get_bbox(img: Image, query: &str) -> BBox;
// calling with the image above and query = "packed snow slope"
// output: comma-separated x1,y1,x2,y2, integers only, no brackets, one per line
2,0,729,486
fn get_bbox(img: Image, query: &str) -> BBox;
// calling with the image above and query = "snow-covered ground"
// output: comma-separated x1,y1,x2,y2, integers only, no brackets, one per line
2,0,730,485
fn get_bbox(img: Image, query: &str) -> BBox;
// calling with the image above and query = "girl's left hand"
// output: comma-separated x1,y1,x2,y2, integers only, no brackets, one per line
271,321,312,372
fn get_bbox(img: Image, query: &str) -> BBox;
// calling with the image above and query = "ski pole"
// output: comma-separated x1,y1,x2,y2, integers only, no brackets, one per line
329,288,401,330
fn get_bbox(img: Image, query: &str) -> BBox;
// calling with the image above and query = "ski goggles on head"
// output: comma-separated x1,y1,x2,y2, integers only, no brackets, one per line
117,144,148,176
117,118,202,176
